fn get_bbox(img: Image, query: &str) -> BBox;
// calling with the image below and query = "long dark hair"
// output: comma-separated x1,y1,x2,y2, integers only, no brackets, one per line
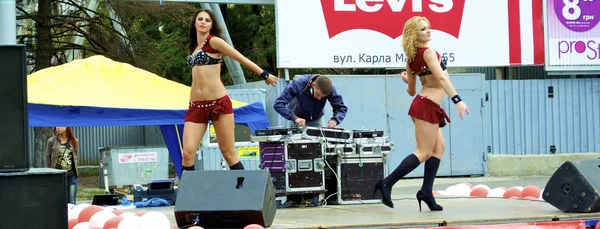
188,9,222,55
54,127,79,153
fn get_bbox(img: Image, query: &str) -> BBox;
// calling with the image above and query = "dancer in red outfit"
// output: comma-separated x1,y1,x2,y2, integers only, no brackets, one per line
180,9,278,174
373,16,470,211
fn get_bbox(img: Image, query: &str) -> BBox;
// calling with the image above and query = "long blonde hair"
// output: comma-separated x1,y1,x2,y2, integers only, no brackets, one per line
402,16,430,64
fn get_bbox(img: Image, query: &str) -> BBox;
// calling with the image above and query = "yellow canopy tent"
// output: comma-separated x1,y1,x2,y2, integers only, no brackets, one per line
27,55,271,177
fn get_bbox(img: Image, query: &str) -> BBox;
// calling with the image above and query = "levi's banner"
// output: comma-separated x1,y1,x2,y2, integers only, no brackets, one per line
275,0,544,68
545,0,600,72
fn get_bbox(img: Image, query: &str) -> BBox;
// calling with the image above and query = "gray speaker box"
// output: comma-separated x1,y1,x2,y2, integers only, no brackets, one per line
174,170,277,228
0,168,67,229
0,44,29,172
543,159,600,213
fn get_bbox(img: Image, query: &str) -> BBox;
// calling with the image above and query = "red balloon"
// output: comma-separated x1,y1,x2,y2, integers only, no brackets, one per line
469,187,489,198
521,185,542,199
68,218,78,229
77,205,103,223
503,187,522,199
103,216,124,229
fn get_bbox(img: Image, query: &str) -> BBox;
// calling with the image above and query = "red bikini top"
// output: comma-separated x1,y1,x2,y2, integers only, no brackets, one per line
409,47,441,77
202,34,220,54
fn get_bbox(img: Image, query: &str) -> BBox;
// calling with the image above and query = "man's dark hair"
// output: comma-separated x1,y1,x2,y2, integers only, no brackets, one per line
314,75,333,95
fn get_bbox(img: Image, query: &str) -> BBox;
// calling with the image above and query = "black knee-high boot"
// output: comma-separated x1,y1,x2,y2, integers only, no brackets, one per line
181,165,195,175
383,153,421,186
421,157,440,194
374,153,421,208
417,157,443,211
229,161,245,170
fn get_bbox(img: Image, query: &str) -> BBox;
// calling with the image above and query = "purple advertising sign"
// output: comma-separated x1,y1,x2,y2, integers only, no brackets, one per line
545,0,600,71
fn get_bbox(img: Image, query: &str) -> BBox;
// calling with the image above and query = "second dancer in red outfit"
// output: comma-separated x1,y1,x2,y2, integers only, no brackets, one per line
373,16,470,211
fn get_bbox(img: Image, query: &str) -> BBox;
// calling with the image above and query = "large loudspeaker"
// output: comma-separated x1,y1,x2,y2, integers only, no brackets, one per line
0,45,29,172
0,168,67,229
174,170,277,228
543,159,600,213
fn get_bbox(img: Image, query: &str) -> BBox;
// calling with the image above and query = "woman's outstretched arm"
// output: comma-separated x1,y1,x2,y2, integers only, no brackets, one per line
210,37,278,86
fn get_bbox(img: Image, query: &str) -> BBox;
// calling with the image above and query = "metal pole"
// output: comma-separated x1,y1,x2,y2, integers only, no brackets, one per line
0,0,16,45
201,3,246,84
67,0,99,62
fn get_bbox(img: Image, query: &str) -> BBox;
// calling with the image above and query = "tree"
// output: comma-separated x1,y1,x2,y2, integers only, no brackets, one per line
16,0,133,167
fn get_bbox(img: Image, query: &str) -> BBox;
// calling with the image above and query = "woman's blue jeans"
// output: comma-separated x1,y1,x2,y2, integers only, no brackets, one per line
67,176,78,204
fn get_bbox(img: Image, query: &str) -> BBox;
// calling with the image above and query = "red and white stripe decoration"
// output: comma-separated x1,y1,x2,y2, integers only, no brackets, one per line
508,0,545,66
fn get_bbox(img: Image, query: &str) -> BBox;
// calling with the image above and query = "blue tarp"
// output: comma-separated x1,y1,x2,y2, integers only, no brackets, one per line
29,102,271,180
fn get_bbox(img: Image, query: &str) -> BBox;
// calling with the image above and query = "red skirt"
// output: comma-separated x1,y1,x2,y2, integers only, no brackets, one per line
184,95,233,124
408,95,451,128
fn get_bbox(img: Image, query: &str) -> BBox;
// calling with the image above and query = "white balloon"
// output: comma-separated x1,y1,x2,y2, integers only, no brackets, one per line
436,190,450,196
137,211,171,229
444,185,457,196
72,222,89,229
487,188,506,198
453,183,473,196
119,212,136,218
512,186,524,191
117,215,142,229
539,188,545,201
69,207,83,220
68,203,76,209
72,204,91,212
88,211,117,229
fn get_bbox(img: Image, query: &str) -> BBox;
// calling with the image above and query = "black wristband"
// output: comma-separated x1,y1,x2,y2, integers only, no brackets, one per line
451,94,462,104
440,56,448,70
260,70,269,79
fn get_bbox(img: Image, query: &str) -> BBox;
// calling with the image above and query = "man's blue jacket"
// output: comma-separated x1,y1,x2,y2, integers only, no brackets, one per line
273,74,348,125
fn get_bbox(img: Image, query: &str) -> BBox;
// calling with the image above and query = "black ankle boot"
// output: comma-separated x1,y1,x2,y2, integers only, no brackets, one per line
373,180,394,208
416,190,443,211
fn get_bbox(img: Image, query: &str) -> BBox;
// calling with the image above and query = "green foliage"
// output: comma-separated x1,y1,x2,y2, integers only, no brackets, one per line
224,5,277,83
109,2,391,85
109,1,196,85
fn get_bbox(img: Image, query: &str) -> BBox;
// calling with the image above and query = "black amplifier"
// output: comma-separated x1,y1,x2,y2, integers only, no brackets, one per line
352,129,384,138
131,179,178,205
256,127,302,136
285,140,326,193
325,157,386,205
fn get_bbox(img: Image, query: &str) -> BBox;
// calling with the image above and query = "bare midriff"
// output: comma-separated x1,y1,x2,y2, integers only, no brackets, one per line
189,60,226,102
416,72,446,105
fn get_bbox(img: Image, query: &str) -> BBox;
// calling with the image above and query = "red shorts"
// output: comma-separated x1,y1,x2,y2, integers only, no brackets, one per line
408,95,451,128
184,95,233,124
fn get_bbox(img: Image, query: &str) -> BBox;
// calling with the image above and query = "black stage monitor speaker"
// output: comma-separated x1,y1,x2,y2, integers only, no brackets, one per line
0,45,29,172
543,159,600,213
0,168,67,229
174,170,277,228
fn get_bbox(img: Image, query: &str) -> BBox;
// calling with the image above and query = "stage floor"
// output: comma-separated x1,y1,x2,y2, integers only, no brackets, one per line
126,196,600,228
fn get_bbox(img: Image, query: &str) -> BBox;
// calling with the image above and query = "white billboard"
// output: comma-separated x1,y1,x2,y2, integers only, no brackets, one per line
544,0,600,72
275,0,545,69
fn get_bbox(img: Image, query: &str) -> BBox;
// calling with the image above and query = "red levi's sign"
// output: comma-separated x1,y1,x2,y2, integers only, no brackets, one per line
275,0,544,69
320,0,466,39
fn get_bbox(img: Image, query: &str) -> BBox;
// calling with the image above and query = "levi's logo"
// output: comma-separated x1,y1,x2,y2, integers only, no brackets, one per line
320,0,466,39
